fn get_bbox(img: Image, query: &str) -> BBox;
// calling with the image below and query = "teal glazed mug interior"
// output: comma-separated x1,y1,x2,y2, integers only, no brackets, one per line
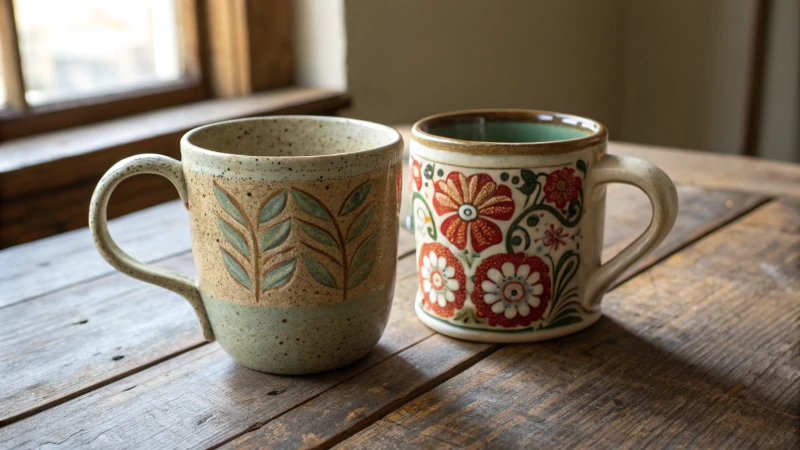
409,109,678,343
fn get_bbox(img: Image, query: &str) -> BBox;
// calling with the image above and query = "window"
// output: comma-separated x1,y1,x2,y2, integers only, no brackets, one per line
0,0,205,139
15,0,183,106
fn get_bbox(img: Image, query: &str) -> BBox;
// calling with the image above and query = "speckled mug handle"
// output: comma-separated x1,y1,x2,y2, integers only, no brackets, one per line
582,154,679,310
89,154,215,342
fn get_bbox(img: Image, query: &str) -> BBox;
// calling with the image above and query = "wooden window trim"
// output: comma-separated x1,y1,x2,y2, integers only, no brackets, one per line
0,0,294,141
0,80,208,141
0,87,351,248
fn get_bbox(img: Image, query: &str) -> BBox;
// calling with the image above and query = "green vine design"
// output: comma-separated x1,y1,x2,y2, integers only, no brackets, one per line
411,191,437,240
504,167,584,253
539,250,584,329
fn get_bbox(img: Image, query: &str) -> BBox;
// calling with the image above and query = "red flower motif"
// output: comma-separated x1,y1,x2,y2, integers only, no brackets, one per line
472,253,551,327
418,242,467,318
540,224,568,251
433,172,515,252
543,167,582,208
410,159,423,192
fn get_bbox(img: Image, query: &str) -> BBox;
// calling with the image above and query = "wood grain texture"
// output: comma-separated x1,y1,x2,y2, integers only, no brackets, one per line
0,258,427,448
0,187,772,446
226,335,496,450
0,201,190,308
601,184,769,280
0,230,418,426
0,0,27,110
0,88,350,247
610,141,800,198
342,199,800,449
205,0,292,97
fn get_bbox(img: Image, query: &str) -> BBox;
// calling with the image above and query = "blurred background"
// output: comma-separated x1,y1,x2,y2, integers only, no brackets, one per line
0,0,797,247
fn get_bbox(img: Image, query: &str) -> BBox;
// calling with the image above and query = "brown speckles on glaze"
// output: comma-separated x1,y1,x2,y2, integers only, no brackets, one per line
412,109,607,156
90,116,403,374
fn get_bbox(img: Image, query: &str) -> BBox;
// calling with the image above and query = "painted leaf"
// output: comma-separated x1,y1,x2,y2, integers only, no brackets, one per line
542,315,583,330
520,169,536,182
576,159,587,174
217,218,250,258
262,257,297,291
292,189,332,222
339,181,373,216
298,221,339,248
350,232,378,273
549,308,579,324
258,191,288,223
214,184,247,227
348,252,375,289
260,218,292,252
301,254,338,288
346,205,374,243
220,248,252,290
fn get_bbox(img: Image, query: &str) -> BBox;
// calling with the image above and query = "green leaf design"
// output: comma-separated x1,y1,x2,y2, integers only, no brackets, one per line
348,232,377,288
217,218,250,258
549,308,579,324
258,191,288,223
260,218,292,252
301,254,337,288
348,258,374,289
576,159,587,175
220,248,252,290
214,184,247,227
541,315,583,330
520,169,536,182
298,221,339,248
262,257,296,291
339,181,373,216
292,189,332,222
518,182,537,196
346,206,374,243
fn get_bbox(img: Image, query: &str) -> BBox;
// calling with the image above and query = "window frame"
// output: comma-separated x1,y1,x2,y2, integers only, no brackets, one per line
0,0,210,140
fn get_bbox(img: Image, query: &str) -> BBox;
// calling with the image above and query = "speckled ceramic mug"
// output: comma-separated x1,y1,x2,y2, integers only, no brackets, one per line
90,116,403,374
410,109,678,343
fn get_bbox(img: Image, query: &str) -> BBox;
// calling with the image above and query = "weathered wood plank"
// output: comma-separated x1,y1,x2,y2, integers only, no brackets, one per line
601,184,768,280
0,259,430,448
0,186,766,443
0,230,417,426
0,201,191,308
227,335,496,450
342,199,800,449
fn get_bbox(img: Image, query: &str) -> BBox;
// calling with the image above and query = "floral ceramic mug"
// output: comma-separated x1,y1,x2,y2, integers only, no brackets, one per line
410,110,678,343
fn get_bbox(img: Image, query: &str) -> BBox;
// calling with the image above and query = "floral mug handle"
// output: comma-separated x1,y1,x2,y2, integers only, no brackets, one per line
582,154,678,310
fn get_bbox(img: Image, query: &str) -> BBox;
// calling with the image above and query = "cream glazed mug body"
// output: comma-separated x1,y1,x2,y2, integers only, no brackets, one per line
409,110,678,343
90,116,404,374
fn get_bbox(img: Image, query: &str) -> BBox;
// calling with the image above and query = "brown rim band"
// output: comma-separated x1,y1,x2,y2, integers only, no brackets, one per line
412,109,607,156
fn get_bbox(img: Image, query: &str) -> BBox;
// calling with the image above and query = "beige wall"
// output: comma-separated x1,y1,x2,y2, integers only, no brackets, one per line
757,0,799,162
343,0,627,135
619,0,754,154
295,0,798,161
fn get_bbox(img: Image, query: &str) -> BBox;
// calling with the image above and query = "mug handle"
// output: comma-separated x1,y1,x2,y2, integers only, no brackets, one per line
89,154,215,342
582,154,678,311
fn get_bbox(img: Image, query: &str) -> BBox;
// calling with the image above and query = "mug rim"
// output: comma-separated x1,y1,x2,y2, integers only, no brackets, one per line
181,115,403,161
412,109,607,156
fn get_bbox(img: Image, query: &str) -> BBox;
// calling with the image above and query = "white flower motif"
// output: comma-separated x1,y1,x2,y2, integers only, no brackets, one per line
420,250,461,308
480,262,544,319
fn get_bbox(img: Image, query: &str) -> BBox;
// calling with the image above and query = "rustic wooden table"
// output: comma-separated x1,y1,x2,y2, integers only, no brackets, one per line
1,134,798,449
